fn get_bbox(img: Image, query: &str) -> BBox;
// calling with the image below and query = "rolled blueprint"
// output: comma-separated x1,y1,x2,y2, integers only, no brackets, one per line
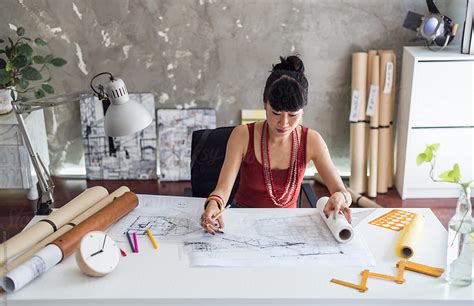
395,213,425,258
377,51,393,193
0,186,130,278
367,54,380,198
2,192,138,293
350,52,368,194
316,197,354,243
0,186,108,266
2,244,62,293
387,51,396,188
314,173,382,209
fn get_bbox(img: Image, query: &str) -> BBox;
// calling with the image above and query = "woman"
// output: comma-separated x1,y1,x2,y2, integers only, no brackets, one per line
201,55,352,234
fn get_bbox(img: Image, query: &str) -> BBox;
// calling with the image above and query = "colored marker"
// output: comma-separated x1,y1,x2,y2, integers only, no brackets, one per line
126,231,136,253
132,231,139,253
145,229,159,249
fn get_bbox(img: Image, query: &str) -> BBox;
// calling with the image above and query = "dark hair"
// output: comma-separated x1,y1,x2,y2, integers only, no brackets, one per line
263,55,308,112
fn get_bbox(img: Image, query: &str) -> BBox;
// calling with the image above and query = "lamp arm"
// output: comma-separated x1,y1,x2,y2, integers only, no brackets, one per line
10,90,95,215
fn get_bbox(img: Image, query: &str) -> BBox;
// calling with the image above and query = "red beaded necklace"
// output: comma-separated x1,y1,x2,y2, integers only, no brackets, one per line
260,121,301,207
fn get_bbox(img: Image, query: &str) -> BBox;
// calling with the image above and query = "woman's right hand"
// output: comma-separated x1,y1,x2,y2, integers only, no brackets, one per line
200,201,225,234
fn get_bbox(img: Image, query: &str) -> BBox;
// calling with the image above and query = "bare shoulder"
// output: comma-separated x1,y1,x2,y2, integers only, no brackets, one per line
306,128,325,146
228,124,250,156
306,128,329,161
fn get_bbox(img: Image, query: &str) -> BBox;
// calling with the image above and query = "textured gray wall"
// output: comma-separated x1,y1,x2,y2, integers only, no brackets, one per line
1,0,450,175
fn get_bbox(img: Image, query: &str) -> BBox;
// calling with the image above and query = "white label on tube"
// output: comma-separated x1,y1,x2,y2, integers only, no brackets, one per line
366,85,378,116
349,90,360,122
383,62,393,94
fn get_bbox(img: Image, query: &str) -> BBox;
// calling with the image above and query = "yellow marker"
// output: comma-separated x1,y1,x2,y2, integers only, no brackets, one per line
146,229,159,250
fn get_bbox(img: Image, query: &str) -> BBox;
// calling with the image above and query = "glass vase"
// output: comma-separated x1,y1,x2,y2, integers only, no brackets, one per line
446,187,472,286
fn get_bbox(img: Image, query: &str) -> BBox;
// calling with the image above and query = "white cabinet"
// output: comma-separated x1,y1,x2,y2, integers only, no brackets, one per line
0,110,49,200
396,47,474,199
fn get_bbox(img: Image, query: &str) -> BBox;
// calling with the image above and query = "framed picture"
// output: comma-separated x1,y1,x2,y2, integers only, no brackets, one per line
79,93,157,179
157,108,216,181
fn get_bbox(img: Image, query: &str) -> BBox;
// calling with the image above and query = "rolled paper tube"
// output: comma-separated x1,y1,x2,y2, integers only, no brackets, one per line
350,52,368,194
0,186,108,266
0,186,130,278
51,192,138,260
367,55,380,198
316,197,354,243
1,192,138,293
387,51,396,188
395,214,425,258
313,173,382,209
377,52,393,193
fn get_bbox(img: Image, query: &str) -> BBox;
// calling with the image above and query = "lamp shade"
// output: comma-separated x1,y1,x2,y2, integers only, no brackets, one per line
104,100,152,137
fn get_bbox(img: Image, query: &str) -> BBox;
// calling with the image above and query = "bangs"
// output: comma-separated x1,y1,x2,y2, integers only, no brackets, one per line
266,78,305,112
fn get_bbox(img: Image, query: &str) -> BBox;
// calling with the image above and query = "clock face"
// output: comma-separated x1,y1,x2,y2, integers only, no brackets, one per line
77,231,120,276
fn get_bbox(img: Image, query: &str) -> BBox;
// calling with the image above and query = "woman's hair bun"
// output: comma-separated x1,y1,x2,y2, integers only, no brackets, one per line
272,55,305,74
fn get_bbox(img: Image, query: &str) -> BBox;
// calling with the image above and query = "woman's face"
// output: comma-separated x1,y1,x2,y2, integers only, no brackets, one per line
264,103,303,138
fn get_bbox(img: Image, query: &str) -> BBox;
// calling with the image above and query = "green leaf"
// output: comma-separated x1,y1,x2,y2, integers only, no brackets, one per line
18,77,29,90
439,170,456,183
0,50,4,54
416,153,427,166
41,83,54,94
34,88,46,99
5,61,13,72
17,43,33,57
34,38,47,47
33,55,45,64
12,55,28,69
21,66,42,81
424,147,433,162
5,46,12,58
18,37,31,42
8,37,14,47
50,58,67,67
16,27,25,36
430,143,440,152
44,54,54,63
0,59,5,69
451,163,461,182
0,69,12,86
0,39,4,43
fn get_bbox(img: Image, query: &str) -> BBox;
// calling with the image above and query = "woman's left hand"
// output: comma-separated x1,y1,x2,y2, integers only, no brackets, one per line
323,192,352,223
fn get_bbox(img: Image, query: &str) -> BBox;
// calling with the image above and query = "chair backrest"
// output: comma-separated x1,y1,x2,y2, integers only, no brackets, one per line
190,127,240,203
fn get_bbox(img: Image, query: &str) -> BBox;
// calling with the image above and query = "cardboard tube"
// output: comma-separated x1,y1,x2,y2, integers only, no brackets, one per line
51,192,138,260
0,186,108,266
350,52,368,194
377,52,392,193
395,214,425,258
0,186,130,277
367,55,380,198
387,51,397,188
314,173,381,208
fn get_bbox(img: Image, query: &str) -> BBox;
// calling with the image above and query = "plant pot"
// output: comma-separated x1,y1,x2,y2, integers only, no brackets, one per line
0,87,15,115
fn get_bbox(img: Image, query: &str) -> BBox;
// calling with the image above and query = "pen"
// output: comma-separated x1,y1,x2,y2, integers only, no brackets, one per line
126,231,136,253
132,231,139,253
213,203,231,220
145,228,159,249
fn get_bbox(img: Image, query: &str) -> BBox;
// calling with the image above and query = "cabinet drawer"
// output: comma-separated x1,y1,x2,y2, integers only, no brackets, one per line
405,127,474,192
410,61,474,127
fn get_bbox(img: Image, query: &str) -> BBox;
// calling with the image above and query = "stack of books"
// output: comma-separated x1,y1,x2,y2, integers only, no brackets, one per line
462,0,474,54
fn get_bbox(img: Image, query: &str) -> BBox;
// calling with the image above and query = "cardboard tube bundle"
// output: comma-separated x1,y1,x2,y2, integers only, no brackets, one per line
316,197,354,243
395,214,425,258
0,186,130,278
0,186,108,266
349,52,368,194
2,192,139,293
367,53,380,198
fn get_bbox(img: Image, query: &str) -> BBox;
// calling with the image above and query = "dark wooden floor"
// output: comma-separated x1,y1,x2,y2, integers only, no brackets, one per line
0,177,471,240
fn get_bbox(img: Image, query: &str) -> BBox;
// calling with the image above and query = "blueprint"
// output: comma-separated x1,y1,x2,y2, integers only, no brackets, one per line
107,195,375,267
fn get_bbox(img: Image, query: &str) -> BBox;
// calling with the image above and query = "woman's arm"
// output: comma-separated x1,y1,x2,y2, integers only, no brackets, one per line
307,129,352,221
201,125,248,233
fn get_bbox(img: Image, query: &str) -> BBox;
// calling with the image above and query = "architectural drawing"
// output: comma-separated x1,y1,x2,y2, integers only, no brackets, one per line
126,215,201,238
79,93,157,179
157,109,216,181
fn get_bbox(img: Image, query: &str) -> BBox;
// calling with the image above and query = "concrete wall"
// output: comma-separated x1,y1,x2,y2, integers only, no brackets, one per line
0,0,451,175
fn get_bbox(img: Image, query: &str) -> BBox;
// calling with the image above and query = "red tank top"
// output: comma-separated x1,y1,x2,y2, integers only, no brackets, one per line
235,122,308,208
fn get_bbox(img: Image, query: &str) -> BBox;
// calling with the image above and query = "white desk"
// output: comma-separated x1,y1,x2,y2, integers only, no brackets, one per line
1,196,473,306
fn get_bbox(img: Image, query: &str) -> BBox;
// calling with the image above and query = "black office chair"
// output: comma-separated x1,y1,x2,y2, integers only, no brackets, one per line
190,126,317,208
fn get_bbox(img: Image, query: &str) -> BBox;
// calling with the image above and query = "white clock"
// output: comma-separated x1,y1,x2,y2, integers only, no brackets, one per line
75,231,120,277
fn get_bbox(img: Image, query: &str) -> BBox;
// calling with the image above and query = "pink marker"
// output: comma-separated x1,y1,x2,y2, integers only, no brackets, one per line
132,231,139,253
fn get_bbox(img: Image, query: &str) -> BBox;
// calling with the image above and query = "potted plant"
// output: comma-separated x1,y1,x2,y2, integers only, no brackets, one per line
0,26,67,114
417,143,473,286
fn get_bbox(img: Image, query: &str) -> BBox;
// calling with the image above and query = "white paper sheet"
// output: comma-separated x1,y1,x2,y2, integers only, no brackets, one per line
2,244,62,293
107,194,203,242
184,209,375,267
